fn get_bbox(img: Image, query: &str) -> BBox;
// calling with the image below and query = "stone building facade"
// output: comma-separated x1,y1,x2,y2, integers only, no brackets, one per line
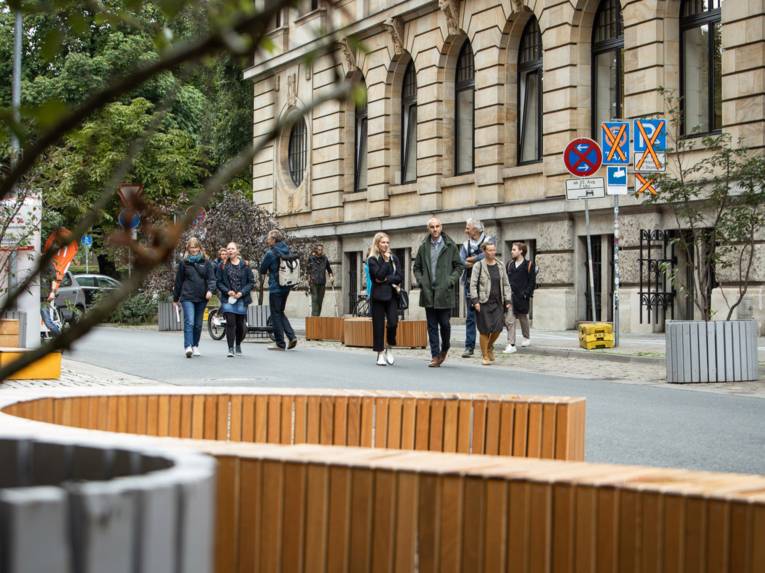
246,0,765,333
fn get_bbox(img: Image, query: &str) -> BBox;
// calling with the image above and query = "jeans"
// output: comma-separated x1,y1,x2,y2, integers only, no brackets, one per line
269,291,295,348
371,298,398,352
225,312,247,349
464,284,476,350
181,300,206,348
310,283,326,316
425,307,452,358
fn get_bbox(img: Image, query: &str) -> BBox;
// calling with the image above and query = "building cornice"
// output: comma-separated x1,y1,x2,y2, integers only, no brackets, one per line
243,0,436,82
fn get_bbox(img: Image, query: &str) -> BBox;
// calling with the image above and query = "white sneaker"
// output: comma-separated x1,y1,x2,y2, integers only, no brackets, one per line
376,352,387,366
192,346,201,356
502,344,517,354
185,346,192,358
521,338,530,347
385,348,395,365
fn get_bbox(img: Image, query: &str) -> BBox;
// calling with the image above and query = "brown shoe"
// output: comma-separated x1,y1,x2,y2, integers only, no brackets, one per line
428,357,441,368
437,351,448,365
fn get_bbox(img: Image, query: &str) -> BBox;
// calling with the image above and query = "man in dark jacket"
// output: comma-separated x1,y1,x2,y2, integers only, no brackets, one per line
504,241,537,354
413,217,464,367
259,229,297,351
307,244,333,316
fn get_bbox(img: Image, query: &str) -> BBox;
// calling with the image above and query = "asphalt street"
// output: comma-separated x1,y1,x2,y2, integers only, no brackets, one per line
68,327,765,475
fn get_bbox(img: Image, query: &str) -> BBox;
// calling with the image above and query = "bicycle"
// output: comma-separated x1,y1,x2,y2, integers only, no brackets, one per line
352,294,370,317
207,306,276,342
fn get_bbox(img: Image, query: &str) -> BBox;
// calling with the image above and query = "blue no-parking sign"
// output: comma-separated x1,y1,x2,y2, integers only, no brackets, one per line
601,121,630,165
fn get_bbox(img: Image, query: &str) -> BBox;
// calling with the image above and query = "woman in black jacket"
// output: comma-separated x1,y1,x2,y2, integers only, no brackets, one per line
173,237,216,358
217,242,253,357
367,232,403,366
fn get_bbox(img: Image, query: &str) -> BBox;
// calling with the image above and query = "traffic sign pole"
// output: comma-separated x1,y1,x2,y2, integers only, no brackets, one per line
613,194,620,346
584,198,597,323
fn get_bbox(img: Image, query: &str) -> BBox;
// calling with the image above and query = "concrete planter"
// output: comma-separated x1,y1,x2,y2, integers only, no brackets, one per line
666,320,758,383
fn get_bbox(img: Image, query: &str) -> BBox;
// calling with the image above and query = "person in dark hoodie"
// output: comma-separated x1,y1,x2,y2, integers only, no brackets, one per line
413,217,464,367
218,242,252,357
173,237,216,358
259,229,297,351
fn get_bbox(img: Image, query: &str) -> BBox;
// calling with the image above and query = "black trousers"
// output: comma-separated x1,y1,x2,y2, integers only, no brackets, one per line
425,307,452,357
371,298,398,352
224,313,246,348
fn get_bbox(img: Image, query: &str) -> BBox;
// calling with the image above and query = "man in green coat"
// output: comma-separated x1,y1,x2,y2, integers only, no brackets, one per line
413,217,465,367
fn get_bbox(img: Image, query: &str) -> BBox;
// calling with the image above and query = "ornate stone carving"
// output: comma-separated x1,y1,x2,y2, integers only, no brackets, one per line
439,0,460,35
340,37,356,73
383,16,405,56
287,73,297,106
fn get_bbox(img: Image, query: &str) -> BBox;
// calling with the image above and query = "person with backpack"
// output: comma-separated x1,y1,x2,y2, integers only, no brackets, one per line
259,229,298,351
413,217,464,367
218,242,252,357
173,237,216,358
503,241,537,354
469,241,512,365
460,218,491,358
367,232,403,366
307,243,334,316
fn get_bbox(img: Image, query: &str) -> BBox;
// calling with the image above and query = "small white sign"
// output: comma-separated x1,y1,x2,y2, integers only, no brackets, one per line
565,177,605,200
606,166,628,195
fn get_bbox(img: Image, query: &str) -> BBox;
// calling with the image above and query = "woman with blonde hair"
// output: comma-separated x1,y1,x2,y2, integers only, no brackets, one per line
367,232,403,366
173,237,216,358
469,241,512,365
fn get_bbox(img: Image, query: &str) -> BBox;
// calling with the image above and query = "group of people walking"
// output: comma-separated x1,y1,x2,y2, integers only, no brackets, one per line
172,230,298,358
173,217,536,367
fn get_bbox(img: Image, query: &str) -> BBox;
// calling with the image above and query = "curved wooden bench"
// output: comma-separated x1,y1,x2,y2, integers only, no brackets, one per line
0,436,214,573
1,389,586,460
2,392,764,572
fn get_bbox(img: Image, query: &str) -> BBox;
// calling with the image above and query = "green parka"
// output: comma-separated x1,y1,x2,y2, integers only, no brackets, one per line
413,232,465,309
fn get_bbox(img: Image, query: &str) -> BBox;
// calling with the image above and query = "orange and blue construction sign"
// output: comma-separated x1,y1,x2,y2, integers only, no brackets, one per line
601,121,630,166
634,118,666,172
635,173,658,197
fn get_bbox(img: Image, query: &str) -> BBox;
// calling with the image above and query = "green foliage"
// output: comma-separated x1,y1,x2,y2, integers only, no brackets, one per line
97,290,157,324
651,89,765,320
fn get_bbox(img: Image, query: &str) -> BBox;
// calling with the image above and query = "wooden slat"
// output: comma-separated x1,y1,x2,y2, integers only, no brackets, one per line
267,396,282,444
526,401,543,458
512,401,529,458
414,400,431,451
401,398,417,451
320,396,334,446
281,462,306,572
333,396,348,446
326,465,352,573
457,400,472,454
374,397,390,449
237,458,262,573
216,395,229,441
214,456,240,573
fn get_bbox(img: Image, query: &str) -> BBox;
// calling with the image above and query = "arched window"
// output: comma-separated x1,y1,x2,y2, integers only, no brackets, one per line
401,61,417,183
455,41,475,174
592,0,624,142
681,0,722,135
354,83,368,192
288,118,307,187
518,17,543,164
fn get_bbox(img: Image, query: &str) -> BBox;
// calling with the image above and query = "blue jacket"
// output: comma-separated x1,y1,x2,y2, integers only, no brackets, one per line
259,241,291,294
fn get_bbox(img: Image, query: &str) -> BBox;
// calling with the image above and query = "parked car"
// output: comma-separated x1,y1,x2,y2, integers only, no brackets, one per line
54,272,121,321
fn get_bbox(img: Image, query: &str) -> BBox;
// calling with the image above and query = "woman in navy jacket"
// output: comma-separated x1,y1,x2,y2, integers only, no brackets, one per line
367,232,403,366
217,242,253,357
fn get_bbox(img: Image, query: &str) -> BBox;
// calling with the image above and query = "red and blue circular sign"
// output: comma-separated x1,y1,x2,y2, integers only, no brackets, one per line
563,138,602,177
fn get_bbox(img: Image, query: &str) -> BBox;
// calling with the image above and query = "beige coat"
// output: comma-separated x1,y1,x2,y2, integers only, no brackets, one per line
469,259,512,305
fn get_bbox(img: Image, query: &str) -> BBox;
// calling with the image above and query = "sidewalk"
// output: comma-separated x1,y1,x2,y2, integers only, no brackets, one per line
288,318,765,365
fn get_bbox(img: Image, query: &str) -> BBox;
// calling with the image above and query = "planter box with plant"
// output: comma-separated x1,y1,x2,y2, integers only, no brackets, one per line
652,90,764,383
